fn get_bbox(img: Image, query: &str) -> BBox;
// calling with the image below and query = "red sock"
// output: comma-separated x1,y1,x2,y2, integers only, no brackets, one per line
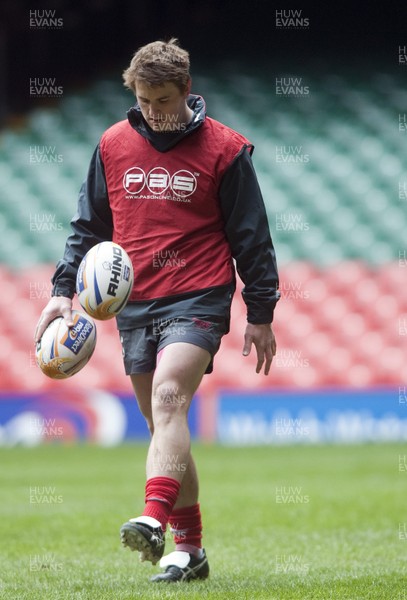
142,476,181,531
169,503,203,551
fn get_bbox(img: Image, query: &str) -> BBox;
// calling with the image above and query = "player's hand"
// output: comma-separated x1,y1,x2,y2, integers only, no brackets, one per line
242,323,276,375
34,296,74,343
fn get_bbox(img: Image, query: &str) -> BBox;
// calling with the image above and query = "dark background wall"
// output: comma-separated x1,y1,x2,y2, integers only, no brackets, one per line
0,0,406,124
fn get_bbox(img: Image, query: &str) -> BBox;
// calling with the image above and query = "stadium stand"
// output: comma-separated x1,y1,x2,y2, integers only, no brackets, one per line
0,65,406,393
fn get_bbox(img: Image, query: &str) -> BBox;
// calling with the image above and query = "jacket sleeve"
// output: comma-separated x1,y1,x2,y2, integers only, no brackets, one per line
51,145,113,297
219,146,280,324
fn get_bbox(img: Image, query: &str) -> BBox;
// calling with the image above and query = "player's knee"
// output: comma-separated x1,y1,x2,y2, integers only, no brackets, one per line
153,381,189,420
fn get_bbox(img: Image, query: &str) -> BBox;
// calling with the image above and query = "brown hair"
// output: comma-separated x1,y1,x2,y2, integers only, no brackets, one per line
123,38,190,94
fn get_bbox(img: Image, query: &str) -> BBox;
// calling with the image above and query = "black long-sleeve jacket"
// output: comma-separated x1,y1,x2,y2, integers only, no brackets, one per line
52,95,279,328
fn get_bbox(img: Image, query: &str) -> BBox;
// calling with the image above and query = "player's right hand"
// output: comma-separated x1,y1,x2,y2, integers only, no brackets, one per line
34,296,74,343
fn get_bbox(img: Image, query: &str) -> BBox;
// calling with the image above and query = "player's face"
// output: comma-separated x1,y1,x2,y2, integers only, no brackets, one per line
135,80,191,132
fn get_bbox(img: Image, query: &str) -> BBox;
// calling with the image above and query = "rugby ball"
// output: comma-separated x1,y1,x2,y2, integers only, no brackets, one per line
35,310,97,379
76,241,134,320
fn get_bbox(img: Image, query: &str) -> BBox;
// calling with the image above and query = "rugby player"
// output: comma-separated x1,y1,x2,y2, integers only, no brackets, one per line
35,38,280,583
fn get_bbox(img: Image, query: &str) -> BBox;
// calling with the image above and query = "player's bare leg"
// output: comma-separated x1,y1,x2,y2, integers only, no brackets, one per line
121,344,210,580
130,371,154,434
149,342,209,580
172,454,199,508
129,371,199,507
148,342,210,484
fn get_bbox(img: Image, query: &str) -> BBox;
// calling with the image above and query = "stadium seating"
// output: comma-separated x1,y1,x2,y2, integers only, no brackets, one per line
0,65,405,392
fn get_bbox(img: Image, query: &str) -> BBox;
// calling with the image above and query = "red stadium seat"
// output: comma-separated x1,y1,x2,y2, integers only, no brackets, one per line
0,261,406,390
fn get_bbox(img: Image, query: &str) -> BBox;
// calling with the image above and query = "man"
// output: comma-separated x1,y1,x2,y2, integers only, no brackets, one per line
34,38,280,583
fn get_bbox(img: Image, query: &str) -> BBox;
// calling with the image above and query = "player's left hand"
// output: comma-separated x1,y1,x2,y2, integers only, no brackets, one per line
242,323,276,375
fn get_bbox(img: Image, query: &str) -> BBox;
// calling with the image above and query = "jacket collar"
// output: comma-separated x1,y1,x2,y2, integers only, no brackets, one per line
127,94,206,152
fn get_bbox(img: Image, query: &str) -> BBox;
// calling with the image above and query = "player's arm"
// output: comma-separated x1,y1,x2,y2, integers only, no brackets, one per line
34,146,113,342
219,146,280,374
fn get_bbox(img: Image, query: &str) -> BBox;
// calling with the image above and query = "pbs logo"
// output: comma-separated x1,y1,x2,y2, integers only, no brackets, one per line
123,167,197,198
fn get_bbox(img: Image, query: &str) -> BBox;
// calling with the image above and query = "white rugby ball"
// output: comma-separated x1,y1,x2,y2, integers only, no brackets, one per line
76,241,134,320
36,310,97,379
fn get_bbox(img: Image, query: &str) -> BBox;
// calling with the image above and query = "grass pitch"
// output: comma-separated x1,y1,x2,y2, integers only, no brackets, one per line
0,442,405,599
